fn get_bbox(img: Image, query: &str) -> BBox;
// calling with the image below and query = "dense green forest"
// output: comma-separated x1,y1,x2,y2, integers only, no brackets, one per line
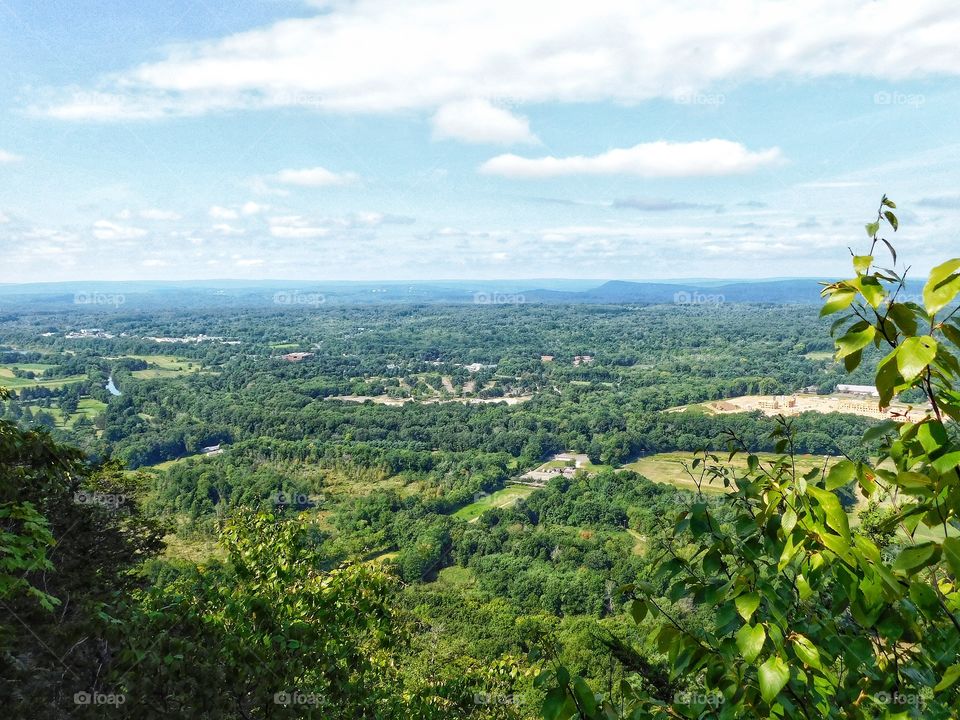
2,205,959,718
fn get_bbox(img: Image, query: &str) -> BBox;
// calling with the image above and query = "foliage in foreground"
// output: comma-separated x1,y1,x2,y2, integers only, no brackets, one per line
541,198,960,718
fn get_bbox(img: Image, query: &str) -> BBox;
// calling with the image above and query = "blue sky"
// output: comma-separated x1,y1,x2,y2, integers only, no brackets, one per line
1,0,958,283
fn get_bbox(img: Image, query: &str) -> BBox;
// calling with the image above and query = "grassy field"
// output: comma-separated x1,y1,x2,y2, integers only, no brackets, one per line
0,366,87,389
622,451,837,494
126,354,202,379
435,565,476,588
453,485,538,521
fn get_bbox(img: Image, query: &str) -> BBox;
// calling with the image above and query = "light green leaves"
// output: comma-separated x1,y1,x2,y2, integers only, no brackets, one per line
836,325,876,359
736,592,761,621
853,255,873,274
791,634,822,669
896,336,937,382
935,664,960,693
892,541,941,573
825,460,856,490
758,656,791,704
923,258,960,315
943,537,960,579
865,221,880,237
820,289,857,317
737,624,766,663
808,486,850,541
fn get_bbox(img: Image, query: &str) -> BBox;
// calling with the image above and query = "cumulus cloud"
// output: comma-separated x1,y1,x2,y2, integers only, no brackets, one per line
32,1,960,121
211,223,245,235
480,140,783,178
268,214,329,238
0,149,22,163
209,205,239,219
140,208,182,220
275,166,359,187
241,201,267,215
92,220,147,240
432,99,538,145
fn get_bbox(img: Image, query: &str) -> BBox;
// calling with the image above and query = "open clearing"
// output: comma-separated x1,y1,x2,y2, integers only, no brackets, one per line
453,485,537,521
622,451,838,493
1,367,87,389
125,354,202,379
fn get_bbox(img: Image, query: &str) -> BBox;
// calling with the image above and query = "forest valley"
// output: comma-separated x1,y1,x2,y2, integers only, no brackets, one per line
2,199,960,719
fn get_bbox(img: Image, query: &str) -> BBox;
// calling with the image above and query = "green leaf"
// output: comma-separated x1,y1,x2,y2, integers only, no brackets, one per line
736,623,766,663
884,210,898,230
791,634,822,669
882,197,897,208
934,664,960,693
942,537,960,579
825,460,856,490
896,336,938,382
758,655,790,704
572,677,598,715
888,303,917,335
821,290,857,317
863,420,899,444
923,258,960,315
892,542,940,573
853,255,873,274
736,592,761,621
865,221,880,237
808,486,850,541
629,599,647,624
836,325,876,358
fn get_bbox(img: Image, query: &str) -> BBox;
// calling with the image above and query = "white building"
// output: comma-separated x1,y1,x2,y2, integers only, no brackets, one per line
836,384,880,397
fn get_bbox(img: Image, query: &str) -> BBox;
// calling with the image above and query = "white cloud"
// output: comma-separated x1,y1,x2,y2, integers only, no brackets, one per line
275,166,358,187
268,215,329,237
0,149,23,163
480,140,783,178
211,223,245,235
209,205,239,219
269,225,330,238
32,1,960,120
141,208,182,220
0,211,10,223
92,219,147,240
432,99,538,145
240,201,267,215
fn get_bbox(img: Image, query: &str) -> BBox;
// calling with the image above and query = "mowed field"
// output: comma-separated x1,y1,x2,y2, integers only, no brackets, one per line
0,364,87,389
453,485,538,521
622,451,836,494
126,354,203,379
